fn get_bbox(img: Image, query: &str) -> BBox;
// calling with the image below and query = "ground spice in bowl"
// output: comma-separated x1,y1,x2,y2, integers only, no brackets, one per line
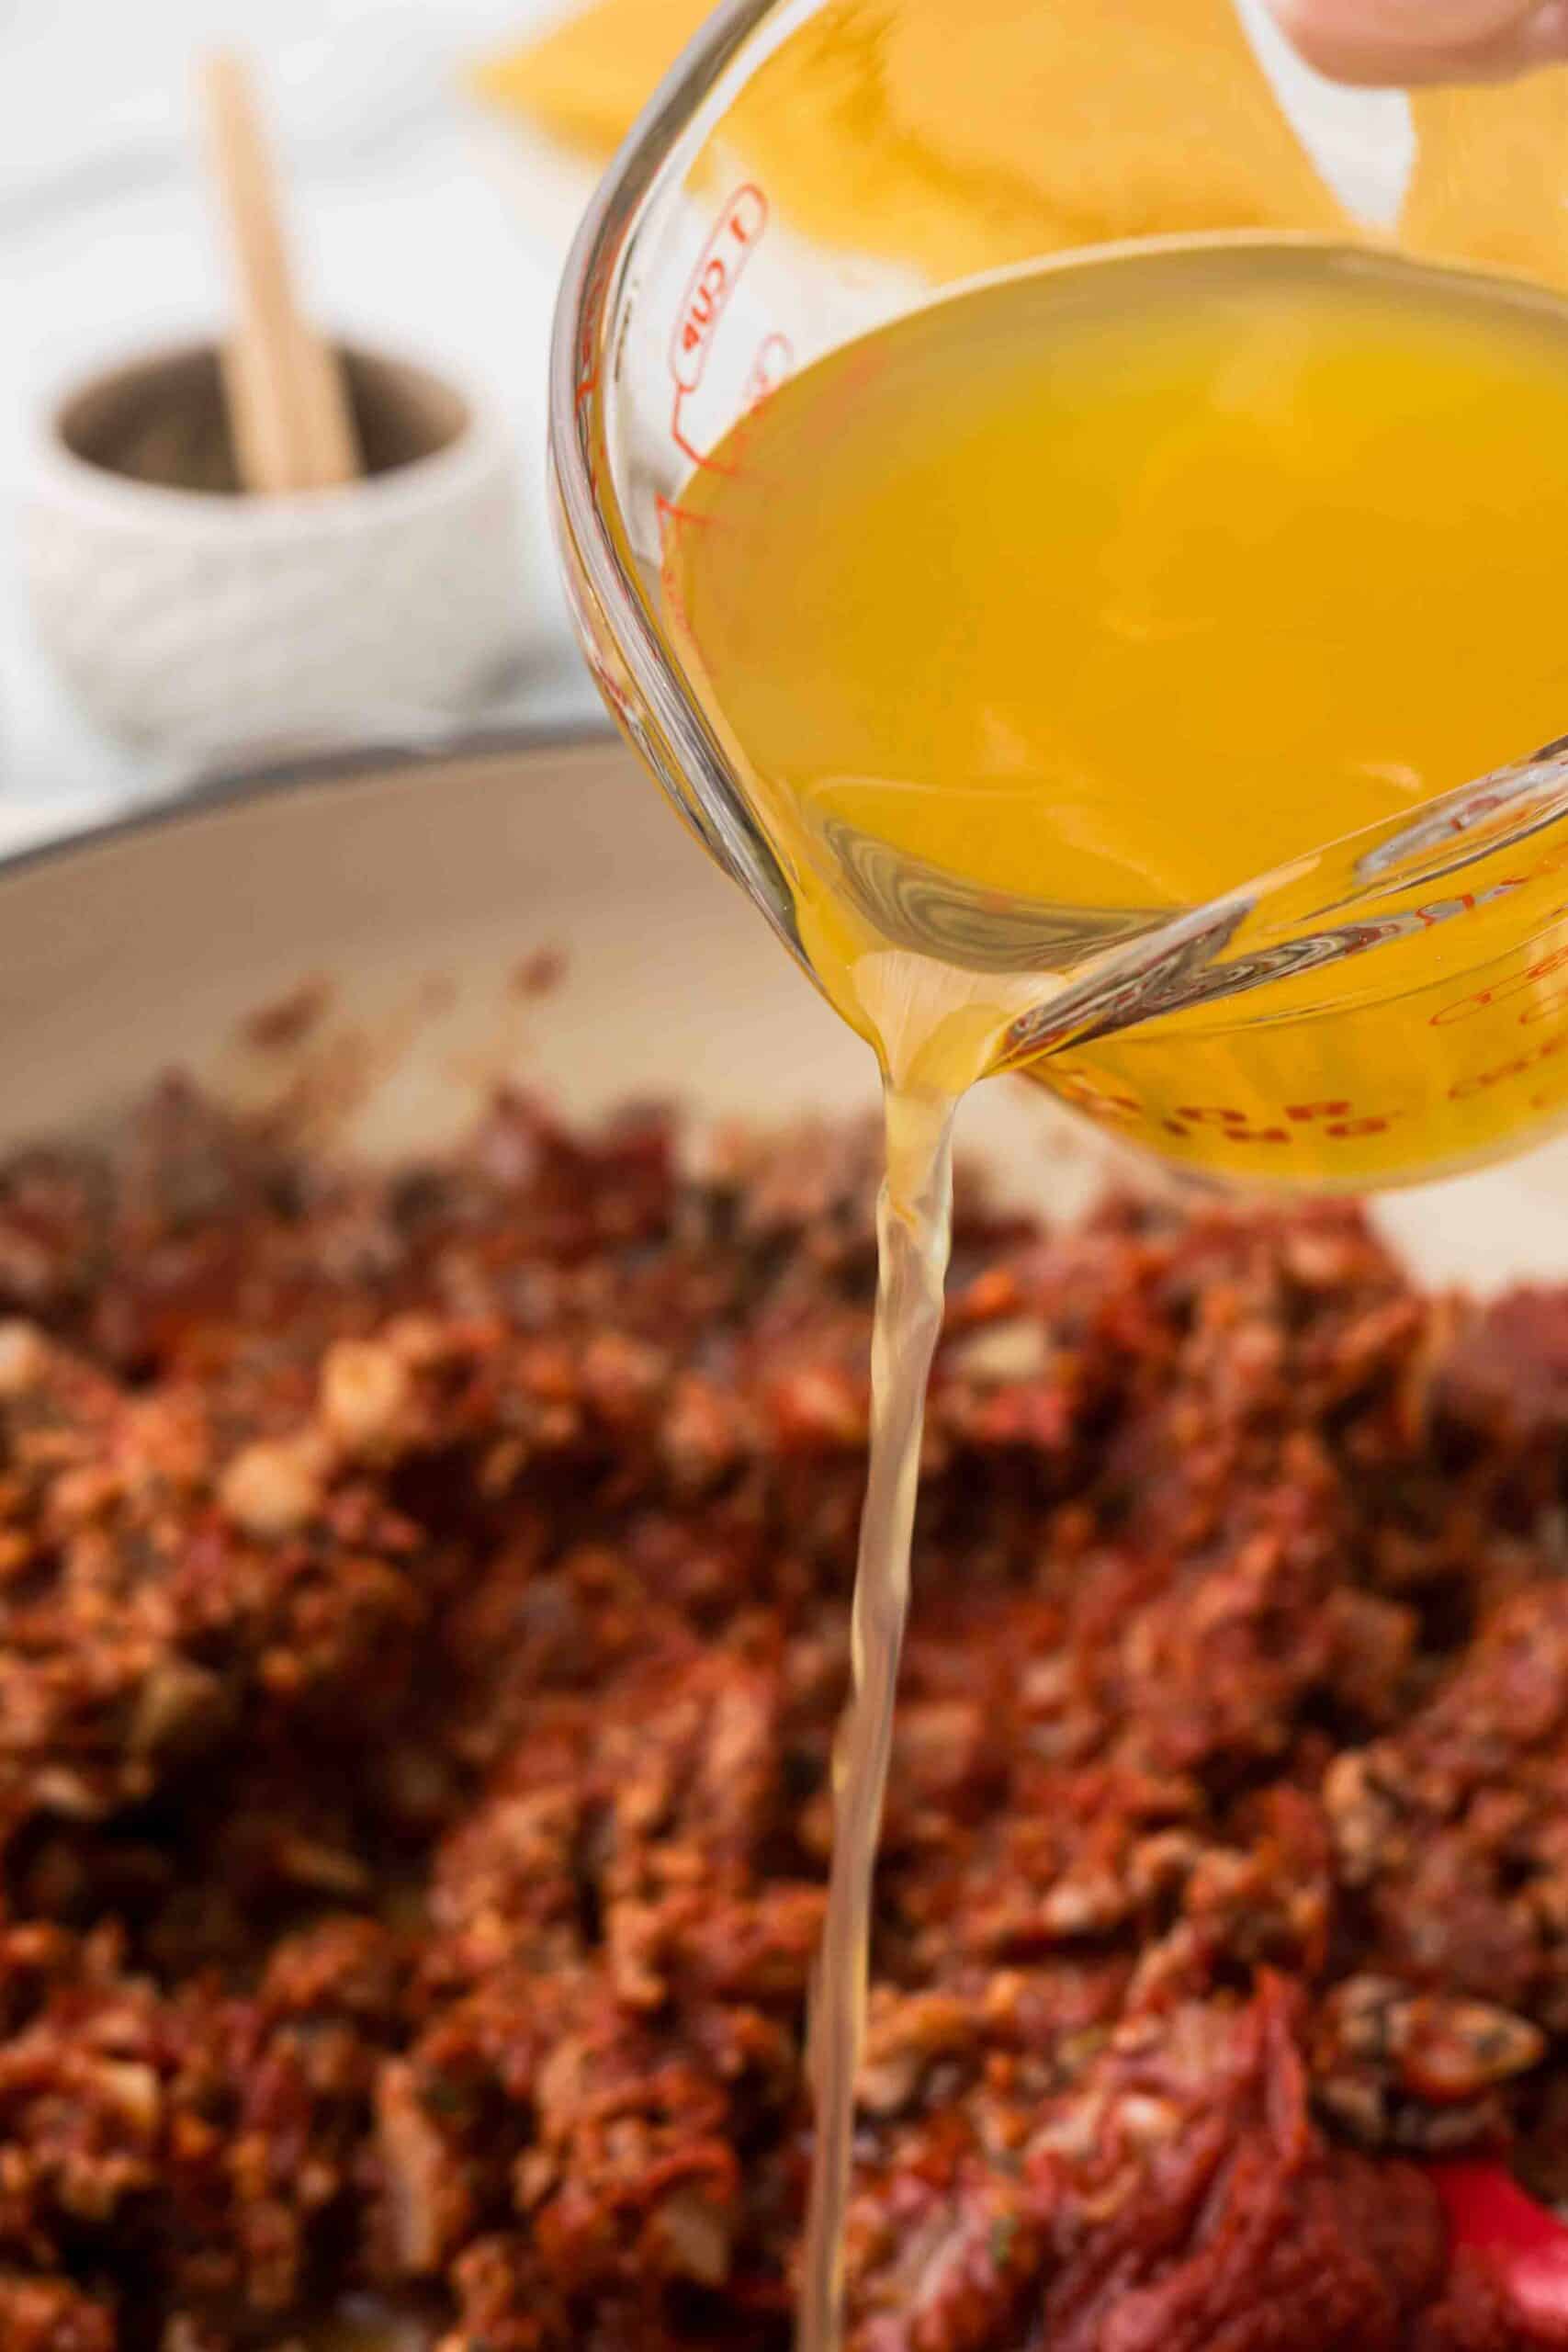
55,341,468,495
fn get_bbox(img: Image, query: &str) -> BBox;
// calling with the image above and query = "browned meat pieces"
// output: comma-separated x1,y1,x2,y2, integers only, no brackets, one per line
0,1085,1563,2346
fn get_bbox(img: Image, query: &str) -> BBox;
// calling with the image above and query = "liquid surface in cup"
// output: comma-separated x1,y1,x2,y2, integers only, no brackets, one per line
663,239,1568,1188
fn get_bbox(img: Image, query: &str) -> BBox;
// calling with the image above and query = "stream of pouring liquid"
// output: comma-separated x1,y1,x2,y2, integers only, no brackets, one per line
797,1082,959,2352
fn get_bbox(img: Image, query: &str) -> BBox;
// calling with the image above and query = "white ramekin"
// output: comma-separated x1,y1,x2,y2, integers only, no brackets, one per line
22,334,527,756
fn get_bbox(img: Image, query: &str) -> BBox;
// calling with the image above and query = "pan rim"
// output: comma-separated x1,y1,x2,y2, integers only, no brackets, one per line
0,721,617,895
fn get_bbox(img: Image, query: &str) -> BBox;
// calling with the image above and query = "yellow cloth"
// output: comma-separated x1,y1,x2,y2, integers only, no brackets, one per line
476,0,1346,277
472,0,716,154
1404,76,1568,287
475,0,1568,286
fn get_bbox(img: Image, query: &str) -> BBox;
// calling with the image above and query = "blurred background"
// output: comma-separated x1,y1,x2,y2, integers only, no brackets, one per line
2,0,672,846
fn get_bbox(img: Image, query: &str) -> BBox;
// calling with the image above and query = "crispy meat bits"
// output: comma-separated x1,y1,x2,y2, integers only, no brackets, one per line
0,1081,1565,2347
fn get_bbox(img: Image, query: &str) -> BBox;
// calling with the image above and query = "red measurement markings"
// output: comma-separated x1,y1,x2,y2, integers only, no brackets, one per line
743,331,794,411
1052,1075,1140,1125
668,186,769,469
1518,982,1568,1027
1429,927,1568,1025
1054,1076,1396,1146
574,316,599,412
1282,1100,1397,1138
572,245,617,413
1156,1100,1396,1144
1166,1095,1401,1143
1067,1029,1568,1136
1161,1106,1289,1144
1448,1023,1568,1102
655,492,716,638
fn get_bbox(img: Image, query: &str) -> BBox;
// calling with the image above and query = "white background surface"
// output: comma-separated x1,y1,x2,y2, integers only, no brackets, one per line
2,0,610,850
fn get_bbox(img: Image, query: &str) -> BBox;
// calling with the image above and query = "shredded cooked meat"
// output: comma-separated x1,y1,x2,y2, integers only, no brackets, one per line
0,1078,1566,2348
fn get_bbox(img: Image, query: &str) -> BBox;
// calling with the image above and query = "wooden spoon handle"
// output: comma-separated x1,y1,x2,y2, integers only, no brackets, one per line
197,48,361,494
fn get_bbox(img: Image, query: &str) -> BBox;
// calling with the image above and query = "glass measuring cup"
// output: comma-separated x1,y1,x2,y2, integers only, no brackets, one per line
548,0,1568,1191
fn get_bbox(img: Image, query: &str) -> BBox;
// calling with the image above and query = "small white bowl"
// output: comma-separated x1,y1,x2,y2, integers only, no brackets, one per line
22,336,527,756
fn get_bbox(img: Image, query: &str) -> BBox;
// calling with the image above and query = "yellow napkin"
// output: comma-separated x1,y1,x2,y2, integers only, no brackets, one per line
472,0,716,155
478,0,1348,275
474,0,1568,286
1404,75,1568,288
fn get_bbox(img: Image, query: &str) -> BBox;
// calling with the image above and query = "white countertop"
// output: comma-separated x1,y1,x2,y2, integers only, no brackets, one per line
1,0,611,854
